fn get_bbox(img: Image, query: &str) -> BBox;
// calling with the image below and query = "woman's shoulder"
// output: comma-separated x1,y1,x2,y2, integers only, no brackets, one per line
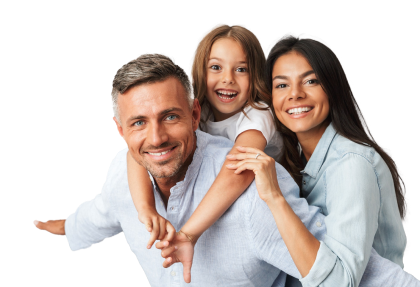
329,133,377,165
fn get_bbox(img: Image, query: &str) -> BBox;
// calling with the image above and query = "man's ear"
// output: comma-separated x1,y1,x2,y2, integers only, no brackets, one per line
113,117,124,137
191,99,201,131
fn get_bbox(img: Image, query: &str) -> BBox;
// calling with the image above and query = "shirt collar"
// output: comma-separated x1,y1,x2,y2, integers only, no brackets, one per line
301,123,337,178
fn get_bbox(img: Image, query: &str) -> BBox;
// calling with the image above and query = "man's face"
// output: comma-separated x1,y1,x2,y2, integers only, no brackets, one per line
114,77,200,179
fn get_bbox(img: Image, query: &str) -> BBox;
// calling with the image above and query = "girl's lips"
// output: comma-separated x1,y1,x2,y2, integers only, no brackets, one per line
215,91,238,103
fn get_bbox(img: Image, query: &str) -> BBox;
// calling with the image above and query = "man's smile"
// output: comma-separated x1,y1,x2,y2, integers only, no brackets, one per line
144,146,178,161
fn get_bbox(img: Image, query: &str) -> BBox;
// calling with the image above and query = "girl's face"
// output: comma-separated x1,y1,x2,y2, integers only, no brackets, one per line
206,38,250,122
272,52,330,139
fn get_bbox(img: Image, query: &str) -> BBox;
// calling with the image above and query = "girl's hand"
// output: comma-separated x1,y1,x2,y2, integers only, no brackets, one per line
155,231,195,283
138,207,176,249
226,146,283,202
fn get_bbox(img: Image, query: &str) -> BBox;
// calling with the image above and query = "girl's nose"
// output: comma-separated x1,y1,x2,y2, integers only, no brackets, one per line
222,70,234,84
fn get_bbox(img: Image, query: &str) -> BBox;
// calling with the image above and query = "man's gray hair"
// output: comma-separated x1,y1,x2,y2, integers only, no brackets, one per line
111,54,193,122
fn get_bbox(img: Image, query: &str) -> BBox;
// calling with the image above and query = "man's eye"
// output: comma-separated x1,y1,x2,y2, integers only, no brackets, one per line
166,115,177,121
134,121,145,126
236,67,247,72
210,65,221,70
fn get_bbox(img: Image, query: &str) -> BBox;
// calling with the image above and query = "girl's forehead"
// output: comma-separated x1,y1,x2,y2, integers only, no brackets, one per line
209,38,247,60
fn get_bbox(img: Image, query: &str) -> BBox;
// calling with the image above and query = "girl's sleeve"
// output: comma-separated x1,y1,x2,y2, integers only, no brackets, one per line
235,107,276,145
301,153,381,287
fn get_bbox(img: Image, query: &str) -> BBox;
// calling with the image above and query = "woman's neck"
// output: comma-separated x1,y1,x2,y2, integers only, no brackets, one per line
296,121,330,161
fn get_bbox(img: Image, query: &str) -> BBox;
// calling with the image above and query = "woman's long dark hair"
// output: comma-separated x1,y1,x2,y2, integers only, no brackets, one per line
266,36,406,218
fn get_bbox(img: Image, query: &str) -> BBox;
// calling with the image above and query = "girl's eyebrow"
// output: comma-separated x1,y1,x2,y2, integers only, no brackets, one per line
272,70,315,81
208,58,247,64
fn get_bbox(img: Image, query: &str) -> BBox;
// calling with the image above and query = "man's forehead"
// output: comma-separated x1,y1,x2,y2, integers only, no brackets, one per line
119,78,188,119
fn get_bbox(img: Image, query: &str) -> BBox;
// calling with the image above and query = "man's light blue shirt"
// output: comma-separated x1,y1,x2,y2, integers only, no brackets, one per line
65,130,418,287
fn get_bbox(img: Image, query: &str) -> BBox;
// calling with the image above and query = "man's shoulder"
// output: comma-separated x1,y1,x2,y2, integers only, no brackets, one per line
196,130,234,160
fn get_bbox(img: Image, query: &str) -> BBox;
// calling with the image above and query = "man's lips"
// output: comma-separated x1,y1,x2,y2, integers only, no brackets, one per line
144,146,177,161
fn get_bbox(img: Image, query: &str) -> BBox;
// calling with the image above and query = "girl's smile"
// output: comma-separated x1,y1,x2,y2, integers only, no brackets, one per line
206,38,250,122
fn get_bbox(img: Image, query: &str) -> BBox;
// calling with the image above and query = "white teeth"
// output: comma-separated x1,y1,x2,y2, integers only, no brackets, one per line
287,107,312,115
216,90,237,99
148,150,170,156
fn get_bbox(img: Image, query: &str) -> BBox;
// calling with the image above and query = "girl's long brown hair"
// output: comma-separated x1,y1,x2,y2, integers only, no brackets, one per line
192,25,271,125
266,36,406,218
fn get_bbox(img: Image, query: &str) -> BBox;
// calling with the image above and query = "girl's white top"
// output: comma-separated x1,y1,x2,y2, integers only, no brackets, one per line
199,102,283,161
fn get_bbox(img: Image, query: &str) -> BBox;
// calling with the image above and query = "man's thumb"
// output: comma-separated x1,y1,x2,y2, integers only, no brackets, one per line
34,220,45,230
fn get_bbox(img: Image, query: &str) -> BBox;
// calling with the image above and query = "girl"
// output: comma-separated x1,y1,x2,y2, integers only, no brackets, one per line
127,25,283,258
226,36,408,286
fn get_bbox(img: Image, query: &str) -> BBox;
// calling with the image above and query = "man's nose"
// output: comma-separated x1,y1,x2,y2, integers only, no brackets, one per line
148,122,169,147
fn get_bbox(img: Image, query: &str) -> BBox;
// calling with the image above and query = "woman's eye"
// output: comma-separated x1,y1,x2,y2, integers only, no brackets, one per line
236,67,247,72
134,121,145,126
306,79,319,85
275,83,287,89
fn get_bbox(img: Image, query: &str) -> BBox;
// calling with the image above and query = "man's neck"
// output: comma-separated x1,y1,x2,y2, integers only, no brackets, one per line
154,138,197,207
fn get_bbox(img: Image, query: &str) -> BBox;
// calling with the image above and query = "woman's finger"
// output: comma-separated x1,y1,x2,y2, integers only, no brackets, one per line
226,152,267,161
236,146,267,156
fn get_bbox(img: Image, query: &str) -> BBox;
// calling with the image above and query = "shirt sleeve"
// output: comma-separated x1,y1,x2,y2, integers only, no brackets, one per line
65,152,124,251
244,163,326,279
235,106,276,145
301,153,381,287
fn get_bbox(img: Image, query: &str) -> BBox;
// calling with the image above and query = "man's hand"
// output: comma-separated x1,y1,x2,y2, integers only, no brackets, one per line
138,209,176,249
156,231,195,283
34,219,66,235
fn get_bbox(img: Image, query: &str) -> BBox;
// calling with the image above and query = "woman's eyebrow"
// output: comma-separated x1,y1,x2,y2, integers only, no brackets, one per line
272,70,315,81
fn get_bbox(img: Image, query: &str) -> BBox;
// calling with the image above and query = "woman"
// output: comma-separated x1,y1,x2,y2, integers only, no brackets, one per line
227,36,408,286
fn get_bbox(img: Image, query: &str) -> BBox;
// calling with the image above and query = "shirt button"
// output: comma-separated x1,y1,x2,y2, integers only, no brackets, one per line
303,180,306,185
160,201,164,206
170,271,176,276
316,221,322,227
170,207,174,211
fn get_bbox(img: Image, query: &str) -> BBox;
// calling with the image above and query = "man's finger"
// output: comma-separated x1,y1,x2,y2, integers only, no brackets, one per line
34,219,66,235
183,261,192,283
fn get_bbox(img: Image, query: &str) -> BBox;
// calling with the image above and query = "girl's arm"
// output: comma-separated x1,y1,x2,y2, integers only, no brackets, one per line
180,129,267,243
127,152,175,248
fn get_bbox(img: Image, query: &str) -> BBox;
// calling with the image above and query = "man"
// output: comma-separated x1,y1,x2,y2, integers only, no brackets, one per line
35,54,419,287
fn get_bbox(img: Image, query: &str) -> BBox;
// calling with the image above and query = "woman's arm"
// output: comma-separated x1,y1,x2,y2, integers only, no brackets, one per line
180,129,267,243
127,152,175,248
226,146,319,277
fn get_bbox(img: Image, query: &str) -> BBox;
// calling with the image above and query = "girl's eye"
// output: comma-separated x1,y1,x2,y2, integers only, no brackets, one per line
210,65,221,70
236,67,247,72
166,115,177,121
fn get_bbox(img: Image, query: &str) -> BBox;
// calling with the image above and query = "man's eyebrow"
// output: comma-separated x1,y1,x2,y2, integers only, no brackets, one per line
126,107,184,124
272,70,315,81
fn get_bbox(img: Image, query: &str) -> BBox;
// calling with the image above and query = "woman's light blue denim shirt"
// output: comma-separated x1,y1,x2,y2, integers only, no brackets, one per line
300,123,406,286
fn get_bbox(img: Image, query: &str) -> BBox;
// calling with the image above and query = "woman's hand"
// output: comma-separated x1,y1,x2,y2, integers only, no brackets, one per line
226,146,283,203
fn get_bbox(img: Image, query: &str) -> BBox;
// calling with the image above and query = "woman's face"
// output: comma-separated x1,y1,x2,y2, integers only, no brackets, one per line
272,52,330,138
